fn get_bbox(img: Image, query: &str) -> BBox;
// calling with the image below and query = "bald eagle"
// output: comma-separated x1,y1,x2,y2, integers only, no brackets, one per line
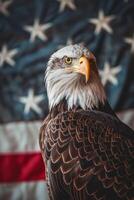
39,44,134,200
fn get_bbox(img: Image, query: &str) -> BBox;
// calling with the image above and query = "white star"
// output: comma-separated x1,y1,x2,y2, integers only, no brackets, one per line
65,38,73,45
89,10,115,34
24,19,52,42
125,34,134,53
58,38,73,49
0,0,12,16
99,62,121,86
0,45,18,67
57,0,76,12
19,89,44,114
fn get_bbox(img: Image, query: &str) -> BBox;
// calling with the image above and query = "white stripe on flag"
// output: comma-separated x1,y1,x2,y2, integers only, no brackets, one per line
0,181,48,200
0,109,133,153
117,109,134,130
0,121,41,153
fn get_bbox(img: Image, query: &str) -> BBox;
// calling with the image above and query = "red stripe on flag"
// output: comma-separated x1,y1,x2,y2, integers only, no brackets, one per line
0,153,45,183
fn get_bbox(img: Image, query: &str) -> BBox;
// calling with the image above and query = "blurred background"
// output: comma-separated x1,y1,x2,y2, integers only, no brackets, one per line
0,0,134,199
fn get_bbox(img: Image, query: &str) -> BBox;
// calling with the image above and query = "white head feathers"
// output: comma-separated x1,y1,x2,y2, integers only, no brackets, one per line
45,44,106,110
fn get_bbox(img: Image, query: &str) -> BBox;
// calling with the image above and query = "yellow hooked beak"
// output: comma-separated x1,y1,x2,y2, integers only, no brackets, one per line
72,56,90,83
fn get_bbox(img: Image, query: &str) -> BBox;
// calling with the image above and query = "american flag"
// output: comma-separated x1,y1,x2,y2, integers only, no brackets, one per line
0,0,134,199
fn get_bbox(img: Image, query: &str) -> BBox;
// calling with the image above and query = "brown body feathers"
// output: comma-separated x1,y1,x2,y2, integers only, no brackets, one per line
40,103,134,200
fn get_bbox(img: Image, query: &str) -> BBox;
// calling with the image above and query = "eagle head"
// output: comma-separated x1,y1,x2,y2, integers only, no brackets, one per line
45,44,106,110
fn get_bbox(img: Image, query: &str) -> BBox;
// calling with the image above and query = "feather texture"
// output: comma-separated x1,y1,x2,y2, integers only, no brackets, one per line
40,109,134,200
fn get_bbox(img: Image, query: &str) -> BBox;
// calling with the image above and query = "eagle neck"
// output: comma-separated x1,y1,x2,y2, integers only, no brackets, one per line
49,99,117,119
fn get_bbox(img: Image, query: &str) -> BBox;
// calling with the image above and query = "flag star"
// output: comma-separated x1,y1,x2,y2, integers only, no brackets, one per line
125,34,134,53
99,62,121,86
19,89,44,115
89,10,115,34
66,38,73,45
0,0,12,16
0,45,18,67
24,19,52,42
58,38,73,49
57,0,76,12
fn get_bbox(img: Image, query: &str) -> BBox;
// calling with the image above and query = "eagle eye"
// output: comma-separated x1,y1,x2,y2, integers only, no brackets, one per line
64,57,72,65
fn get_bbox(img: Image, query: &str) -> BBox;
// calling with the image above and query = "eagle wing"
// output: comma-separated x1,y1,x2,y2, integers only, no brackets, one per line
40,110,134,200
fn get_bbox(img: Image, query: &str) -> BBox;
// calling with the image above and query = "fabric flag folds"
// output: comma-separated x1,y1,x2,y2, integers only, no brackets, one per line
0,0,134,199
